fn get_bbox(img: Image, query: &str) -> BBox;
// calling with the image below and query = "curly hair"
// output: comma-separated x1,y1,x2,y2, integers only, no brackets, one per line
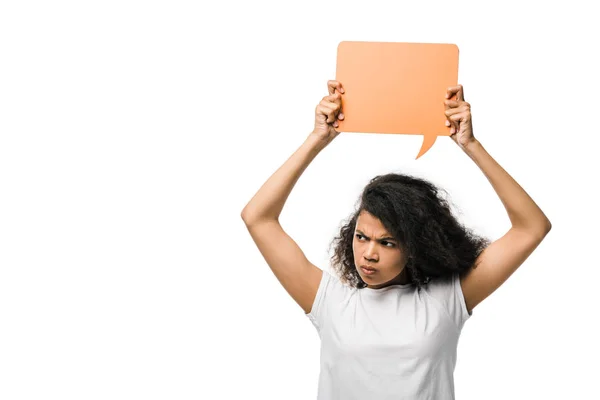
328,172,491,291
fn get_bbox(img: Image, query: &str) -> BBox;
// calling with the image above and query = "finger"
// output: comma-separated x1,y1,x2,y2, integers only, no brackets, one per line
445,84,464,101
444,117,459,130
444,104,470,117
445,85,463,98
444,108,460,117
328,80,345,95
445,99,470,109
449,113,467,132
447,111,470,125
444,106,457,130
325,93,342,103
322,95,342,114
322,96,342,112
447,115,459,133
317,103,338,123
330,93,344,117
444,99,460,108
449,112,468,122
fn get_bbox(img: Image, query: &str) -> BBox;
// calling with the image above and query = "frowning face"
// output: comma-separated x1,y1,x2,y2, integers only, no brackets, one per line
353,210,410,289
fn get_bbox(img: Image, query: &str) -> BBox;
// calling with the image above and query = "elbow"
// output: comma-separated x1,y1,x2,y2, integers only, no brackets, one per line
541,216,552,235
241,208,273,226
241,208,251,224
241,213,256,228
535,219,552,240
514,218,552,240
544,220,552,237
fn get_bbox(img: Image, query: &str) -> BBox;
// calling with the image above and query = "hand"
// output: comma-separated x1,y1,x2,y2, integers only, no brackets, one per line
309,80,345,145
444,84,476,150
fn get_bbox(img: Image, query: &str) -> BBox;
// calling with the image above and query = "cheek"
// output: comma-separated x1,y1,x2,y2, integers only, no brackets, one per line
352,242,361,262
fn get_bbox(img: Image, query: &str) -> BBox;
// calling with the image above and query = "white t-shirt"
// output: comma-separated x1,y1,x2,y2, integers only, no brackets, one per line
306,269,472,400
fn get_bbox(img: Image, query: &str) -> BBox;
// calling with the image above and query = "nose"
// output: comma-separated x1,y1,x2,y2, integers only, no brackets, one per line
363,241,378,262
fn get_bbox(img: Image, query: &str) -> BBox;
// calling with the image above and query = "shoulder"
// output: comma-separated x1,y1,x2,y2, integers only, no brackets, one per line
306,269,353,330
421,273,455,298
421,272,472,330
319,269,353,298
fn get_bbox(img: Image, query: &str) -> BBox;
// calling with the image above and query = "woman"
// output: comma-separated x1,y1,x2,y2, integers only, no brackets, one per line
241,80,551,399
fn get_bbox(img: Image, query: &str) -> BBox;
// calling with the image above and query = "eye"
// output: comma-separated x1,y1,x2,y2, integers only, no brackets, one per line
356,234,395,247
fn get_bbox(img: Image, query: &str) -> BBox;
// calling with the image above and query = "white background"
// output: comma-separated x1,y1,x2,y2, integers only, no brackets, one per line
1,0,598,399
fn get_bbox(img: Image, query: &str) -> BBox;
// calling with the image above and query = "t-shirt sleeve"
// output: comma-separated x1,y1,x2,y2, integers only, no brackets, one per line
423,273,472,331
305,269,346,334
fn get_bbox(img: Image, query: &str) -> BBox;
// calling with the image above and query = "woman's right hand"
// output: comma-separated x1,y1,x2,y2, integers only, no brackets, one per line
309,80,345,145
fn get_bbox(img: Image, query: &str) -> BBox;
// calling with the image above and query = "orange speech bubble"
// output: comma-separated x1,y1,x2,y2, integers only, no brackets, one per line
335,41,459,159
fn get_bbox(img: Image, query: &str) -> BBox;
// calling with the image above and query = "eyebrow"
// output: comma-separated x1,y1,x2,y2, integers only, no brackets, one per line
356,229,396,241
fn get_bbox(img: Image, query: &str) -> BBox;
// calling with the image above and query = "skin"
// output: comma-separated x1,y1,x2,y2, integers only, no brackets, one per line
244,79,550,315
353,210,411,289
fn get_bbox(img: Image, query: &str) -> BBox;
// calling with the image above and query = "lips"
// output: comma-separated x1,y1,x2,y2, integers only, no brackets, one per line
360,266,377,275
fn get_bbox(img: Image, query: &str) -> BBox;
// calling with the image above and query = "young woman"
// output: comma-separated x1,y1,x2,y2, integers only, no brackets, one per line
241,80,551,399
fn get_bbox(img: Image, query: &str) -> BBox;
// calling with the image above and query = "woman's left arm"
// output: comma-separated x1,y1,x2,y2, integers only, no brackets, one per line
444,85,552,313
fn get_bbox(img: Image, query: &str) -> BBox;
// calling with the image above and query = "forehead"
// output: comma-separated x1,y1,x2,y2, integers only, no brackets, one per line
356,211,390,234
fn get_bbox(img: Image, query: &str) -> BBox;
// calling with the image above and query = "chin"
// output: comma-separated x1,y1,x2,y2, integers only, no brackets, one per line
358,267,379,279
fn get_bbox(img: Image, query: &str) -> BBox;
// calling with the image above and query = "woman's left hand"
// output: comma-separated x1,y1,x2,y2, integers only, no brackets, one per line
444,85,476,150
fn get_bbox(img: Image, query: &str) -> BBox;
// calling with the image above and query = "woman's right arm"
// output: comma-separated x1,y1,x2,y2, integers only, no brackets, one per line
241,80,344,314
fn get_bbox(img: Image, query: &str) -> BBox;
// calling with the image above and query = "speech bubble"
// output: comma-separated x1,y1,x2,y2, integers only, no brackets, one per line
335,41,459,159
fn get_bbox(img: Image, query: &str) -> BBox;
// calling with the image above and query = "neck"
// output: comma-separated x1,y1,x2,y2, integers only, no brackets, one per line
368,268,410,289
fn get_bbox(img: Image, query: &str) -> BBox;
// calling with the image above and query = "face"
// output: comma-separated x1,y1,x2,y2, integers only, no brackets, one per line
353,210,409,289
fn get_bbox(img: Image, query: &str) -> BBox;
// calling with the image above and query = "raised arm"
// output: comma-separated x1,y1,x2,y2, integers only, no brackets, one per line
241,80,345,314
444,85,552,313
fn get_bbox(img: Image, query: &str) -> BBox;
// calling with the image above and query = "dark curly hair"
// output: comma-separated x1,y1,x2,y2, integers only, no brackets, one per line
328,172,490,291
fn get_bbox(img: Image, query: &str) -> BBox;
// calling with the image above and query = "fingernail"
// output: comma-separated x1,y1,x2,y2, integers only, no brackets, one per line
341,88,345,93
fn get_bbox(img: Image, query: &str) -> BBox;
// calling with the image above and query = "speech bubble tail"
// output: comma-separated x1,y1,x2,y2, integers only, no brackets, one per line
415,134,438,160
